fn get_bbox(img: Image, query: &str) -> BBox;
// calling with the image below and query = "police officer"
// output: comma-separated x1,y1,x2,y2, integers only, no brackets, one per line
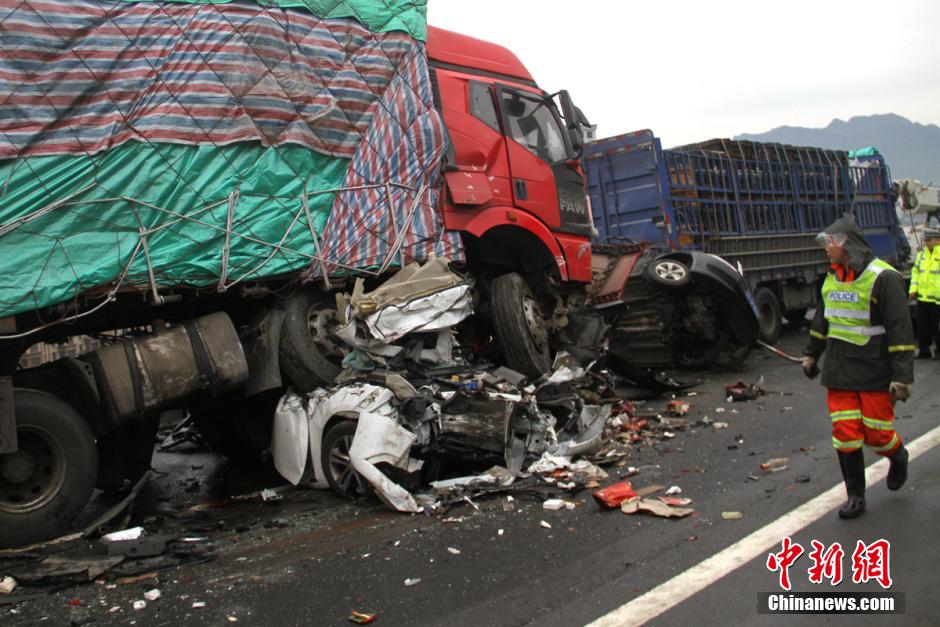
909,228,940,358
801,215,915,519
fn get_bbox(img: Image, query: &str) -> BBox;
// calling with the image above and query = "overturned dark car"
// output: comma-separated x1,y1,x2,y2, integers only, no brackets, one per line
589,245,760,368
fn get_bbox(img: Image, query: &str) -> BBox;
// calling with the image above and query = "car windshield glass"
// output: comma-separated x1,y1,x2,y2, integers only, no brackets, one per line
501,91,568,164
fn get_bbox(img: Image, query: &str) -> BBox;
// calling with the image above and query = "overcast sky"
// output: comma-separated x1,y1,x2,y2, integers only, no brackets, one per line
427,0,940,148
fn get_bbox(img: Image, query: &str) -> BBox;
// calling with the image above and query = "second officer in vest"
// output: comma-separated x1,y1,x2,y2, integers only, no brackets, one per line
801,214,915,519
909,228,940,358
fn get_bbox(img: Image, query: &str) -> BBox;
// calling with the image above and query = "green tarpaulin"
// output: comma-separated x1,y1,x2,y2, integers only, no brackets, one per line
0,144,345,315
115,0,429,39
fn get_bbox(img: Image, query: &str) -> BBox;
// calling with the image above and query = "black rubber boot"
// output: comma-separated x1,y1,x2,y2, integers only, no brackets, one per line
837,450,866,519
886,444,909,491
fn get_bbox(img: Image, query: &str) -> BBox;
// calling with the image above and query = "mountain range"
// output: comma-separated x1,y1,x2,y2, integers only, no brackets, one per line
736,113,939,185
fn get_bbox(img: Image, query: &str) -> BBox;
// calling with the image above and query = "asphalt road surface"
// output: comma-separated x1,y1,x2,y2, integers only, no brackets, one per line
4,326,938,626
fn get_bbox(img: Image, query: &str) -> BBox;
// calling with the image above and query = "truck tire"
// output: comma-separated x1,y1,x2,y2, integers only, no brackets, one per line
321,420,371,500
279,289,344,390
755,287,783,344
645,258,691,289
490,272,552,380
0,389,97,548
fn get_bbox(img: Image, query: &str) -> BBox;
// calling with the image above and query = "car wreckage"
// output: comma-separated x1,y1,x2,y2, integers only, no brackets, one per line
269,251,758,509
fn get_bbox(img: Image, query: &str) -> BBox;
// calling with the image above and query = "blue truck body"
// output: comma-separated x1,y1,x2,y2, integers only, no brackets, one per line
582,130,909,340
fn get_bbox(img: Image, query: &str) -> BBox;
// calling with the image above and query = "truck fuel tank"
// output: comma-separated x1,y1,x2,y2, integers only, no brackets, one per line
87,312,249,424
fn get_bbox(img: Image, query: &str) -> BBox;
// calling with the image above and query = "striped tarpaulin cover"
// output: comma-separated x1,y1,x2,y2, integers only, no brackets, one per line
0,0,414,159
0,0,461,317
323,42,463,273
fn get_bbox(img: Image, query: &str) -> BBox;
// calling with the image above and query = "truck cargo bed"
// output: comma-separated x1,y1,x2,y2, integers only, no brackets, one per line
584,130,907,285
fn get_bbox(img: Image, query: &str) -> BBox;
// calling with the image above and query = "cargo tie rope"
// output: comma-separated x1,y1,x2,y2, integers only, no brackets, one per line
0,0,461,329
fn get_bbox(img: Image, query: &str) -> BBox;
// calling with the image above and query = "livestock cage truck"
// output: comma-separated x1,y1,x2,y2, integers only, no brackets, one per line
582,131,909,345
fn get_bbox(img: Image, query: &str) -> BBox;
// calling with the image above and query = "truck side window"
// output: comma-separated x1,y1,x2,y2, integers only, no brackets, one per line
469,81,500,132
500,90,568,164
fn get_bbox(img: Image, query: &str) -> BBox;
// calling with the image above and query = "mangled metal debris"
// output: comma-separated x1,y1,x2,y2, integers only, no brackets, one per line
264,257,710,515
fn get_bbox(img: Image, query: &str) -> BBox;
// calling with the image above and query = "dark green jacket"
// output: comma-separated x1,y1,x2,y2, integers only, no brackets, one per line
803,216,915,390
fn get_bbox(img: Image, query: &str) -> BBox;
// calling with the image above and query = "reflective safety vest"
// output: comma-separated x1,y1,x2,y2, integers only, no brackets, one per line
925,247,940,304
909,248,930,301
822,259,898,346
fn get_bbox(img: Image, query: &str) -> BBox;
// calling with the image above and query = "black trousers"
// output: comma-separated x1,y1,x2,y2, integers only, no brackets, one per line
915,299,940,353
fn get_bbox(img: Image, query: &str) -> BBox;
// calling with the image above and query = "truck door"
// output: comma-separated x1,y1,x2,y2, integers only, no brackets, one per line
495,86,592,236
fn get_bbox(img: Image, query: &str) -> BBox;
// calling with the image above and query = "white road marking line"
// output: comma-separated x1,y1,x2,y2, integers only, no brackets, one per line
587,423,940,627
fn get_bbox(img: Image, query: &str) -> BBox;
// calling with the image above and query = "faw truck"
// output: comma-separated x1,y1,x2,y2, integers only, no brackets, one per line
583,131,909,343
0,2,755,545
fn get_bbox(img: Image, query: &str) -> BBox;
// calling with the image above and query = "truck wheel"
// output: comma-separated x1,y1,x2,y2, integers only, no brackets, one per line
645,258,691,289
321,420,371,500
280,289,344,390
490,272,552,380
755,287,783,344
0,389,97,548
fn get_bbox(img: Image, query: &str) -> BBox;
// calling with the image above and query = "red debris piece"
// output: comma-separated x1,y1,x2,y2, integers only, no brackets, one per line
666,401,690,416
593,481,638,509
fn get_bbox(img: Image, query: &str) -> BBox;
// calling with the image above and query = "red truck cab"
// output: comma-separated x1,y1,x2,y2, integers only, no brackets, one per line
426,27,594,285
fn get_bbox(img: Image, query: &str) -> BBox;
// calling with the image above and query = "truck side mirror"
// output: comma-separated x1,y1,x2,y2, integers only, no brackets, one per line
557,90,584,155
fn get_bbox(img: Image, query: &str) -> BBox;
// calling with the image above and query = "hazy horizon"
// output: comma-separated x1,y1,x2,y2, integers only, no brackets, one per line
427,0,940,147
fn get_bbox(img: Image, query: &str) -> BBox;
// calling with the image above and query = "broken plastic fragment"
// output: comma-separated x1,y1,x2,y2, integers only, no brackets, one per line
542,499,566,511
621,498,693,518
592,481,638,509
723,379,764,401
0,576,16,594
760,458,789,472
658,496,692,507
133,600,146,611
664,486,682,495
404,578,421,586
143,589,161,602
101,527,143,543
540,520,552,529
349,611,378,624
260,489,282,502
447,547,461,555
667,401,690,416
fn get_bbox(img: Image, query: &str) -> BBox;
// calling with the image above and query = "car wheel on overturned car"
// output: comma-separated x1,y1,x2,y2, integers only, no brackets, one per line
0,389,97,548
644,258,691,289
490,272,552,381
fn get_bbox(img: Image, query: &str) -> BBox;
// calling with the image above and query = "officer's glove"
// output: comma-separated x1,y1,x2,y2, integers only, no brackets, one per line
802,356,819,379
889,381,913,402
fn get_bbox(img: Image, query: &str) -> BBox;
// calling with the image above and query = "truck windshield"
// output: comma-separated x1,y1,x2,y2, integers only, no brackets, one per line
500,90,569,164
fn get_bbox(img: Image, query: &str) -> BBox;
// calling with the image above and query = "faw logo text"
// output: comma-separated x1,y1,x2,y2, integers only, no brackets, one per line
829,291,859,303
559,189,587,217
